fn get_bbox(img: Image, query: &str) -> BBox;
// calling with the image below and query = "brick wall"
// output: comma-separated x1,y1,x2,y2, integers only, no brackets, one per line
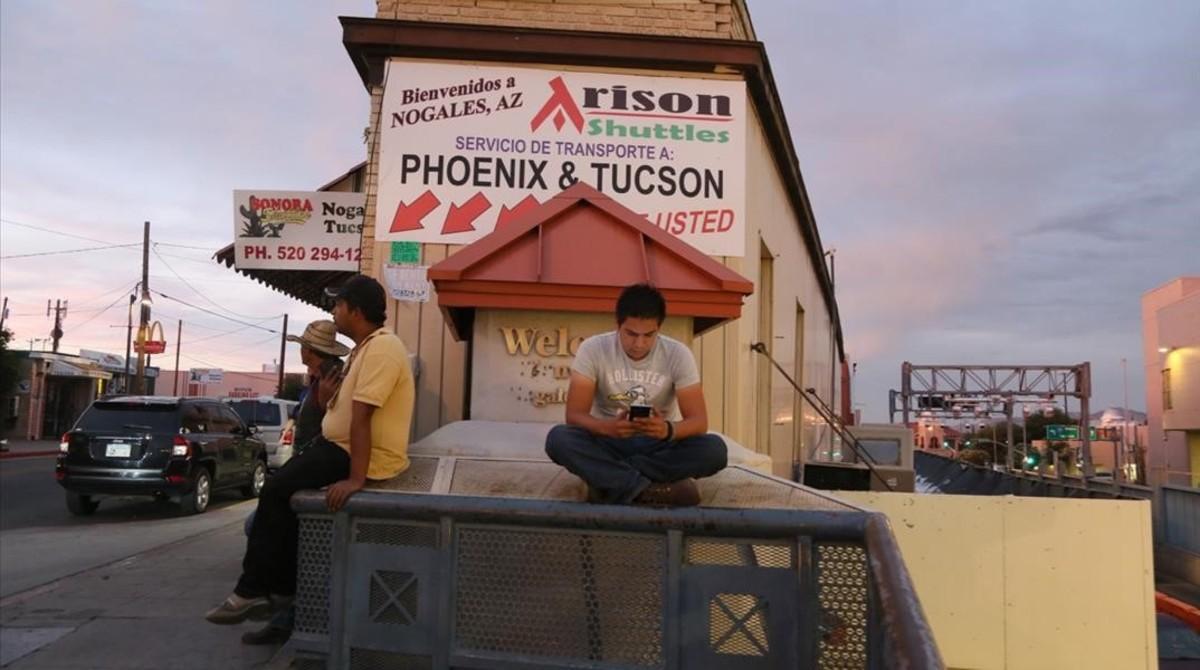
375,0,754,40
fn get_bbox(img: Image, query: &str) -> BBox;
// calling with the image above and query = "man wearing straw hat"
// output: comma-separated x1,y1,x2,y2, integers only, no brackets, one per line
285,320,349,455
237,320,348,645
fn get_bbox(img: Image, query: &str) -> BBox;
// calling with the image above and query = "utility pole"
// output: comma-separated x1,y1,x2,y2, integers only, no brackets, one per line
134,222,151,395
124,292,135,393
277,314,289,397
173,319,183,395
0,296,9,331
48,299,67,353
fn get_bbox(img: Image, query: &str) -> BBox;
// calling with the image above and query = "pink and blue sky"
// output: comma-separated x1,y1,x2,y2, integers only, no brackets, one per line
2,1,1197,419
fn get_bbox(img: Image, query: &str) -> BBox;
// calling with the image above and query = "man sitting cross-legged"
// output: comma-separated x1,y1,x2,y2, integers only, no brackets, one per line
545,283,727,506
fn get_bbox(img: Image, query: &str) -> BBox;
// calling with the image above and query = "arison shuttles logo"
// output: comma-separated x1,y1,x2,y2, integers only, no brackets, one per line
530,76,734,144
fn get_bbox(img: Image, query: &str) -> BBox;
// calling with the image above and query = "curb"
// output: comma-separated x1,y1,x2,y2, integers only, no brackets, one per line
0,450,60,460
1157,591,1200,633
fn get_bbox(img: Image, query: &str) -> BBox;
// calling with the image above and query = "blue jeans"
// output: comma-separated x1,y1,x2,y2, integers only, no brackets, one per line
545,424,727,504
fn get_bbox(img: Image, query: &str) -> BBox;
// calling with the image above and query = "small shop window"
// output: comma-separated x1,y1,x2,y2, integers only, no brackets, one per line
1162,368,1172,410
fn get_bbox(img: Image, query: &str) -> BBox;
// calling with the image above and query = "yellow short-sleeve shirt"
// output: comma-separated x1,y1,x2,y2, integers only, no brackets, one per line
320,328,414,480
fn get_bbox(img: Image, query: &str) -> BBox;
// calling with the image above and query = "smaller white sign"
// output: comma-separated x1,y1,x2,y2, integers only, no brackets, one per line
234,190,366,271
383,265,431,303
189,368,224,384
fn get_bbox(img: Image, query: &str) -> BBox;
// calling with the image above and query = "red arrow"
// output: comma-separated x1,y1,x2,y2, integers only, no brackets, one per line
441,192,492,234
495,195,540,230
389,191,441,233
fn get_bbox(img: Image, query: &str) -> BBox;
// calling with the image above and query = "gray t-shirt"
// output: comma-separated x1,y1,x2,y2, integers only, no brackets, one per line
571,331,701,421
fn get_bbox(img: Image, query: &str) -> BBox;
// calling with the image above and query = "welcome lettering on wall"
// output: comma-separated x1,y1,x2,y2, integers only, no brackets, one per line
499,327,585,408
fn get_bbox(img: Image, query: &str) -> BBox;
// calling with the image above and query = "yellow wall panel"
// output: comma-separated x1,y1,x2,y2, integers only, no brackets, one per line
839,492,1157,670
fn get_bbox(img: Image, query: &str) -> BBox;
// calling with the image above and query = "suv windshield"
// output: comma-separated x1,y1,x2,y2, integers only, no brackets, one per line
227,400,281,427
75,402,180,433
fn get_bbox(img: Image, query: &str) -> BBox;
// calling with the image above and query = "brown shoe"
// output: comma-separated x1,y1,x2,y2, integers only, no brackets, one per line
634,479,700,507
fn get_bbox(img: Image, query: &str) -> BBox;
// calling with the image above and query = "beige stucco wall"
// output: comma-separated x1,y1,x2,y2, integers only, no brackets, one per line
376,0,755,40
701,103,837,478
1142,276,1200,487
841,492,1158,670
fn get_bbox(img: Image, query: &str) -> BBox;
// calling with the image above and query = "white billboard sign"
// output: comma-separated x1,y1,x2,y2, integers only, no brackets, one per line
233,190,365,270
377,60,746,256
189,368,224,384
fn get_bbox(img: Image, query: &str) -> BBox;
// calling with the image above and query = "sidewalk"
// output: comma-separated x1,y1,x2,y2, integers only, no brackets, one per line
0,521,290,669
0,439,60,460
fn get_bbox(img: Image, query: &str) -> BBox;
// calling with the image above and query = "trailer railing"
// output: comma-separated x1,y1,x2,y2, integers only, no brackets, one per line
285,459,942,669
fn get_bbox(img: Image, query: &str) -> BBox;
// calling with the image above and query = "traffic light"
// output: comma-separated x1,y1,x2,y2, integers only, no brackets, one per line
1023,451,1041,468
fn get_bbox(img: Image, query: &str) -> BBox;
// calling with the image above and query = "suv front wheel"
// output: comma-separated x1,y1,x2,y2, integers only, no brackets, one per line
180,468,211,515
66,491,99,516
242,461,266,499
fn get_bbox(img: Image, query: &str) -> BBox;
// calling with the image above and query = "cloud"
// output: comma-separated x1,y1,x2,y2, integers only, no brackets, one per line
752,0,1200,419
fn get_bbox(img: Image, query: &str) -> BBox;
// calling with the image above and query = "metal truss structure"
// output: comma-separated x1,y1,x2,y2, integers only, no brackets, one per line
891,362,1097,477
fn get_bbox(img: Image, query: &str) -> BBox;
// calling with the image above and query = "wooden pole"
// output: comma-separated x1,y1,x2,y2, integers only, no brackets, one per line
277,314,288,397
173,319,183,395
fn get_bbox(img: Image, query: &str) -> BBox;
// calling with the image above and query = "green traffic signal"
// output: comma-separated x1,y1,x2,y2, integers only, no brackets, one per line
1024,451,1040,467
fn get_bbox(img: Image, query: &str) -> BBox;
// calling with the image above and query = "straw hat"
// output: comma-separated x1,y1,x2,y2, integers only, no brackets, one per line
286,320,350,357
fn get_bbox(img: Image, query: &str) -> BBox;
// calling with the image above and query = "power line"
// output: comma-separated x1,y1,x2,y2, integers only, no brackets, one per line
70,286,139,331
1,218,121,245
151,290,279,333
183,323,260,345
155,250,221,267
152,245,264,320
155,242,219,252
1,242,141,260
68,278,141,310
1,218,220,254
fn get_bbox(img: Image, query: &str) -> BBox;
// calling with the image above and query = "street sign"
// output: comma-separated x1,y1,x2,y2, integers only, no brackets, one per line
1045,425,1079,440
1044,425,1098,441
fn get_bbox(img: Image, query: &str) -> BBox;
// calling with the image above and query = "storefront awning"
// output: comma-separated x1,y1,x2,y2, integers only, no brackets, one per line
429,182,754,340
211,248,351,309
47,360,111,380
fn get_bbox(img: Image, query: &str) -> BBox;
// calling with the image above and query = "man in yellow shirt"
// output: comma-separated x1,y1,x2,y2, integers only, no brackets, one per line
206,274,414,626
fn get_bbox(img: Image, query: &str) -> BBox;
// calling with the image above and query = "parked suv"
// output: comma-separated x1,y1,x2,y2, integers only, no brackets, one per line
223,397,298,471
56,396,267,516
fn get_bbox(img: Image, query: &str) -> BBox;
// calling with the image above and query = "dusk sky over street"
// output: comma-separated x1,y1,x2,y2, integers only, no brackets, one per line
2,1,1196,420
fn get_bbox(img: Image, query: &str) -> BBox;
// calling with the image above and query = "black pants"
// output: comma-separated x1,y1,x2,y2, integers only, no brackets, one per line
545,424,727,504
236,437,349,598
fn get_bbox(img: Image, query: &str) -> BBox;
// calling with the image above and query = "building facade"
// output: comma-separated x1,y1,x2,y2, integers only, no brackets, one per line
1143,276,1200,488
0,351,159,441
218,0,847,481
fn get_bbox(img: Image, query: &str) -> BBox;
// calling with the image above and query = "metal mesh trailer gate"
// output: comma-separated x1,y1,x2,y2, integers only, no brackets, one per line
289,459,942,669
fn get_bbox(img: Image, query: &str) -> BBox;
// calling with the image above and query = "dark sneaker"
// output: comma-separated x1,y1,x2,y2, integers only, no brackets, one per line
205,593,272,625
241,625,292,646
634,478,700,507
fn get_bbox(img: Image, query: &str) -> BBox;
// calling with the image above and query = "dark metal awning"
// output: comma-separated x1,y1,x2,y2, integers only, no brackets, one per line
213,245,351,309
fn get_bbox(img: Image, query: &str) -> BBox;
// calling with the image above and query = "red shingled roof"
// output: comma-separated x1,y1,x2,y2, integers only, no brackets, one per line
428,182,753,340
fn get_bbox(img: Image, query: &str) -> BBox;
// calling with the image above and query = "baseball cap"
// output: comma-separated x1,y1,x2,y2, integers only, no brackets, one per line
324,275,387,324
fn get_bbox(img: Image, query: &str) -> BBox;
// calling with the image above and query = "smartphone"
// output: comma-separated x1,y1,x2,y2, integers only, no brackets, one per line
628,404,652,419
318,357,344,379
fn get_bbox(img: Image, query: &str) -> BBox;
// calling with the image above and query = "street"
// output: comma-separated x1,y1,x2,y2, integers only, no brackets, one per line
0,454,256,599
